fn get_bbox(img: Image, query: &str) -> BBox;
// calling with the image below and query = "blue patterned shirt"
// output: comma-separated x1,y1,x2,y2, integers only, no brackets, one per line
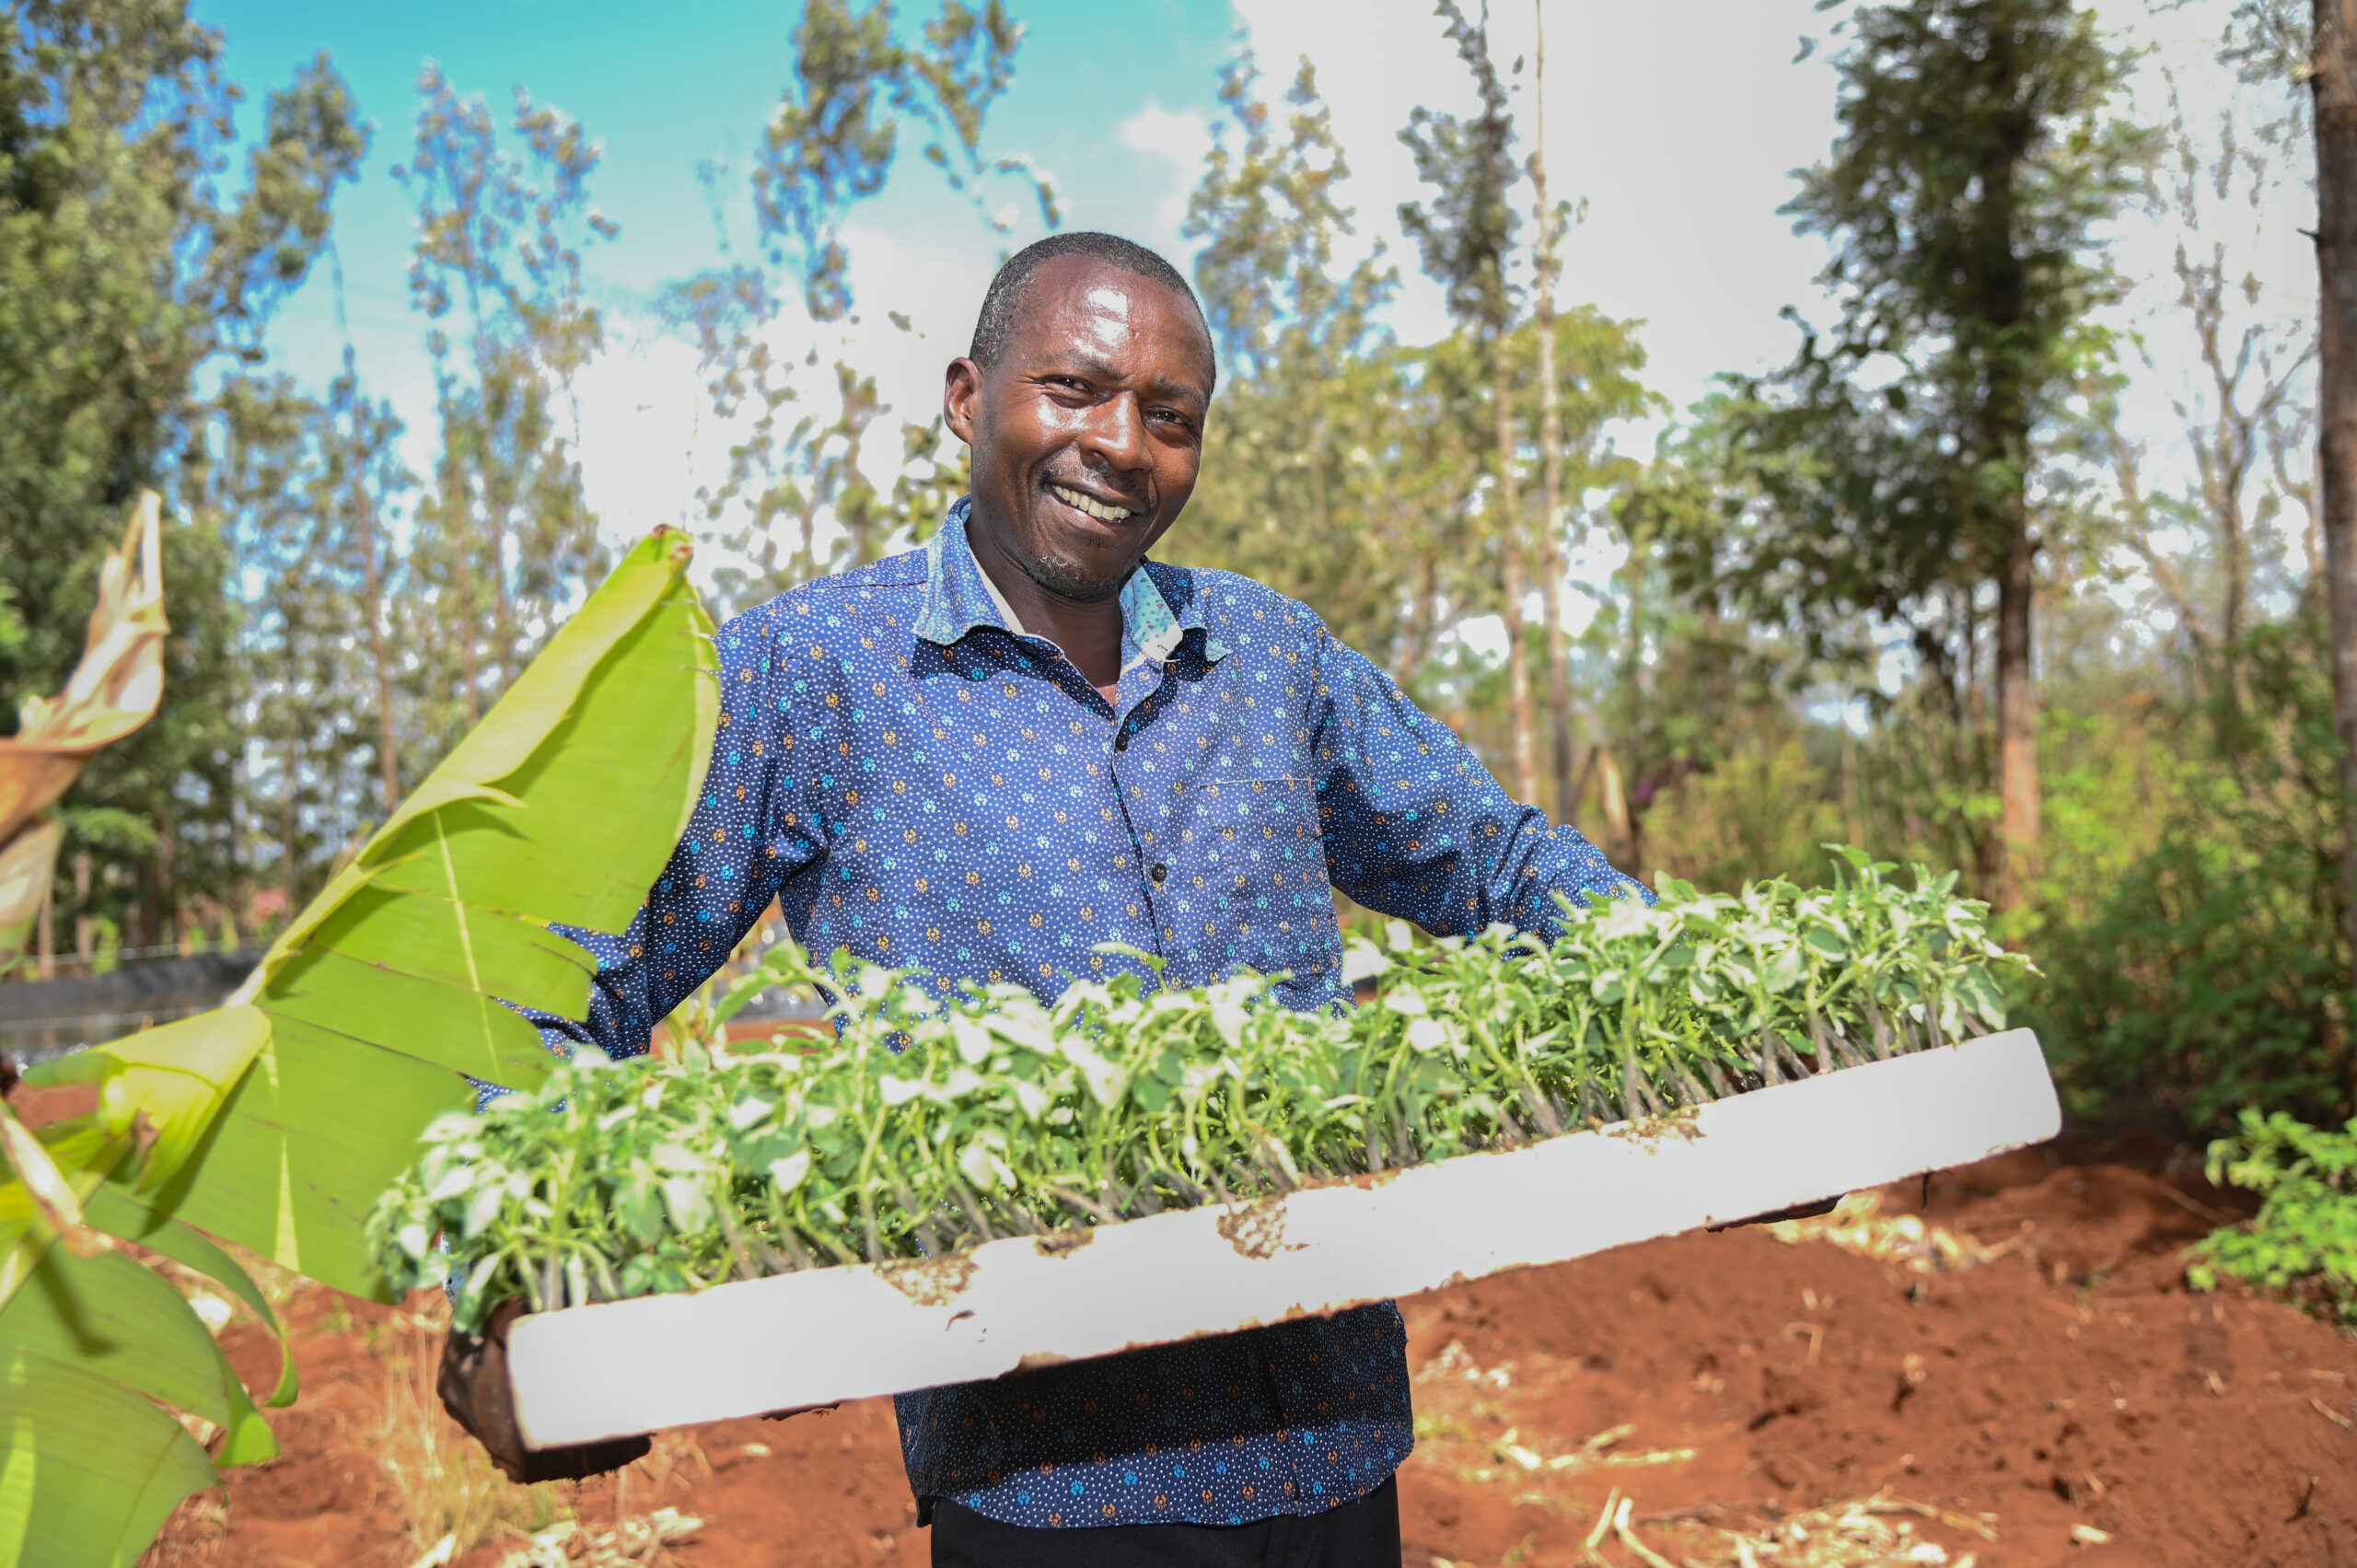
534,499,1643,1529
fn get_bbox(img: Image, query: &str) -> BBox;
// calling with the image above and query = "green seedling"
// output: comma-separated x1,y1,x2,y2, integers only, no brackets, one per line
371,851,2026,1332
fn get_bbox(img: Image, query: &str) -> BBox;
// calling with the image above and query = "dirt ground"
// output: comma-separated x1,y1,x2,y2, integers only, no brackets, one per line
138,1138,2357,1568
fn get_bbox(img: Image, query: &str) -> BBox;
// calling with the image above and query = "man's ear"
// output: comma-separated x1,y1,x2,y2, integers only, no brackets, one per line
943,357,983,447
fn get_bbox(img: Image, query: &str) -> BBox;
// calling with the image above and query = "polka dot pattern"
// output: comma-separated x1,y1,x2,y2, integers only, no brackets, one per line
524,501,1645,1528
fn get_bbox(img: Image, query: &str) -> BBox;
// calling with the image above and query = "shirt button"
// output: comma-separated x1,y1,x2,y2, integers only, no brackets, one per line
1151,864,1167,884
1114,730,1130,752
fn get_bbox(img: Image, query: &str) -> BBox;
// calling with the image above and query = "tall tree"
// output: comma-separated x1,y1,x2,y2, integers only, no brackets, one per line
2197,0,2357,984
0,8,363,947
2305,0,2357,980
1179,51,1416,662
755,0,1043,323
1707,0,2146,909
1400,0,1539,805
668,0,1048,600
400,65,615,751
327,242,409,818
2085,79,2315,761
1528,0,1583,829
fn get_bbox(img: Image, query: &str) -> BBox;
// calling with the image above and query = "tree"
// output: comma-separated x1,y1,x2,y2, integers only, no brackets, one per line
1528,0,1582,828
755,0,1048,322
0,7,364,947
5,536,717,1568
1705,0,2147,910
1399,0,1540,805
2300,0,2357,985
1178,51,1420,664
399,65,616,755
661,2,1048,603
2084,81,2316,764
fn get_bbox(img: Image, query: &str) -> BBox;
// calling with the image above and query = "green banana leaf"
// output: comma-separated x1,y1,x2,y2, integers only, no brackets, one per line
0,1342,217,1568
4,528,717,1566
0,1116,292,1568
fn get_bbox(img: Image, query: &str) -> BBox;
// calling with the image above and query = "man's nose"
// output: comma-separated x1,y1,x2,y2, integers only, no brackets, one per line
1080,391,1148,472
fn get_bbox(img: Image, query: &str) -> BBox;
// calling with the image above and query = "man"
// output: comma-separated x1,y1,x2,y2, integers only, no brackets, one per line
443,231,1644,1566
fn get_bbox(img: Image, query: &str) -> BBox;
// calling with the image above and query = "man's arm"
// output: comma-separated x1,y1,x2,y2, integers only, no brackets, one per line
523,606,826,1063
441,607,826,1473
1305,624,1646,939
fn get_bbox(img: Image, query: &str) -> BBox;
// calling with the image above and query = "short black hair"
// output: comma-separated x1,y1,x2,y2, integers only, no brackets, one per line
968,231,1214,386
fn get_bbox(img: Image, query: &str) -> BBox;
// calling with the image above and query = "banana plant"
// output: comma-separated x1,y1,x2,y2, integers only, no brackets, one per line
0,528,717,1567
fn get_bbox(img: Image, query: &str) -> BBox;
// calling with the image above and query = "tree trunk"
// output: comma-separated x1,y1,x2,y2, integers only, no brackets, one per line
1995,519,2040,911
2317,0,2357,972
1530,0,1578,829
445,437,483,728
281,699,300,901
1492,346,1538,805
358,472,401,815
1978,16,2039,915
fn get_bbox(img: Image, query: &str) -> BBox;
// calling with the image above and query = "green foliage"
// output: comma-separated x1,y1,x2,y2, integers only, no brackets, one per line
0,1111,298,1567
20,527,716,1287
1396,0,1519,338
372,856,2025,1331
2187,1110,2357,1326
1676,0,2151,897
659,0,1035,612
2026,620,2352,1136
0,6,363,948
397,64,618,760
3,532,716,1563
754,0,1044,322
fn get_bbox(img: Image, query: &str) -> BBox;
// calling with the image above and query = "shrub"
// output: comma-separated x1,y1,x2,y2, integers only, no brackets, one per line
2186,1109,2357,1327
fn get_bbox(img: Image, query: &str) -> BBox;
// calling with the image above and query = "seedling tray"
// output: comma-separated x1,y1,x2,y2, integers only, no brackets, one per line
504,1028,2057,1447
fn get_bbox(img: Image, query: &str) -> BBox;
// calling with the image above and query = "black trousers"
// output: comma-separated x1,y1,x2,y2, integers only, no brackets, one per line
930,1476,1402,1568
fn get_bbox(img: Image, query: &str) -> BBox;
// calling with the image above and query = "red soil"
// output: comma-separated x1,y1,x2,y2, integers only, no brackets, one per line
134,1141,2357,1568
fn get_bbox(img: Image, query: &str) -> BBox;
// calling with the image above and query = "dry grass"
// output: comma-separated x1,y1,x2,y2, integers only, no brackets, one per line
1431,1490,1991,1568
375,1325,570,1562
1763,1193,2026,1274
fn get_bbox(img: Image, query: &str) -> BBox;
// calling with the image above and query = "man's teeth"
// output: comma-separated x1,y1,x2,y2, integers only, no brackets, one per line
1050,483,1137,523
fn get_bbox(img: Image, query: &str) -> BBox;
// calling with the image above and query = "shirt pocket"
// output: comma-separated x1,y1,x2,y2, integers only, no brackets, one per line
1189,776,1337,990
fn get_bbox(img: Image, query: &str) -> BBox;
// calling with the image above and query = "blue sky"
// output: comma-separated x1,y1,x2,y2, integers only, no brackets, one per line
196,0,1235,431
188,0,2312,633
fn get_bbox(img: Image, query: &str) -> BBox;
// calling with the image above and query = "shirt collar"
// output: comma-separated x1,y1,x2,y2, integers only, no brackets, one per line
912,496,1223,665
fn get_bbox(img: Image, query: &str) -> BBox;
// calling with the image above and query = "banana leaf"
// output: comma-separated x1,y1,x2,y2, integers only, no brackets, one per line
0,1114,287,1568
0,491,168,979
4,528,717,1562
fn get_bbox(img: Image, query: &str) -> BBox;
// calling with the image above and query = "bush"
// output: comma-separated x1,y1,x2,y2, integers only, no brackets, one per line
2025,621,2354,1141
2186,1109,2357,1327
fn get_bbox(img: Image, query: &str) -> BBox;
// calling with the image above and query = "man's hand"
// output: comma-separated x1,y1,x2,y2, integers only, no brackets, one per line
1705,1194,1844,1233
437,1297,652,1483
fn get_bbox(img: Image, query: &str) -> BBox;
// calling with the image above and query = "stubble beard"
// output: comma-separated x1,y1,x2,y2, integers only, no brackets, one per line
1019,541,1129,606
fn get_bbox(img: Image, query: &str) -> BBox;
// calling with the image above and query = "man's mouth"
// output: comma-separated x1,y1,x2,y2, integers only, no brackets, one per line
1047,482,1144,524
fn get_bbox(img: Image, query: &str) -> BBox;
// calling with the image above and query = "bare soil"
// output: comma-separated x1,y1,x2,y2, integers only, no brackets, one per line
134,1140,2357,1568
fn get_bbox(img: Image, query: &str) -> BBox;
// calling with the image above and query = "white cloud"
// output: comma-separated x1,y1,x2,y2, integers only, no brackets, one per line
1119,102,1215,252
1229,0,2313,534
1231,0,1845,406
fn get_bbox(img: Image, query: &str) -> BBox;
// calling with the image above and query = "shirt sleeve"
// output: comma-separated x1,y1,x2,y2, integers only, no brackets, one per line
520,605,824,1066
1306,621,1648,939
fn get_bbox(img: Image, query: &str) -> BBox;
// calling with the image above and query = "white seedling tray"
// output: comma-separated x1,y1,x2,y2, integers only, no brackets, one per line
507,1028,2058,1447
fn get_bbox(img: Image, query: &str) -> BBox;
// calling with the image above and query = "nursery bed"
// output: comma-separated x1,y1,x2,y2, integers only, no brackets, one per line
505,1027,2058,1447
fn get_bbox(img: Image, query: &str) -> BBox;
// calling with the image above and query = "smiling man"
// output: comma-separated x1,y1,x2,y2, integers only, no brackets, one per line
447,232,1644,1567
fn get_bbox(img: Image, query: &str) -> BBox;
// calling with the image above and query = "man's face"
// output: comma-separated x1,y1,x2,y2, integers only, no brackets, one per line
946,255,1214,604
